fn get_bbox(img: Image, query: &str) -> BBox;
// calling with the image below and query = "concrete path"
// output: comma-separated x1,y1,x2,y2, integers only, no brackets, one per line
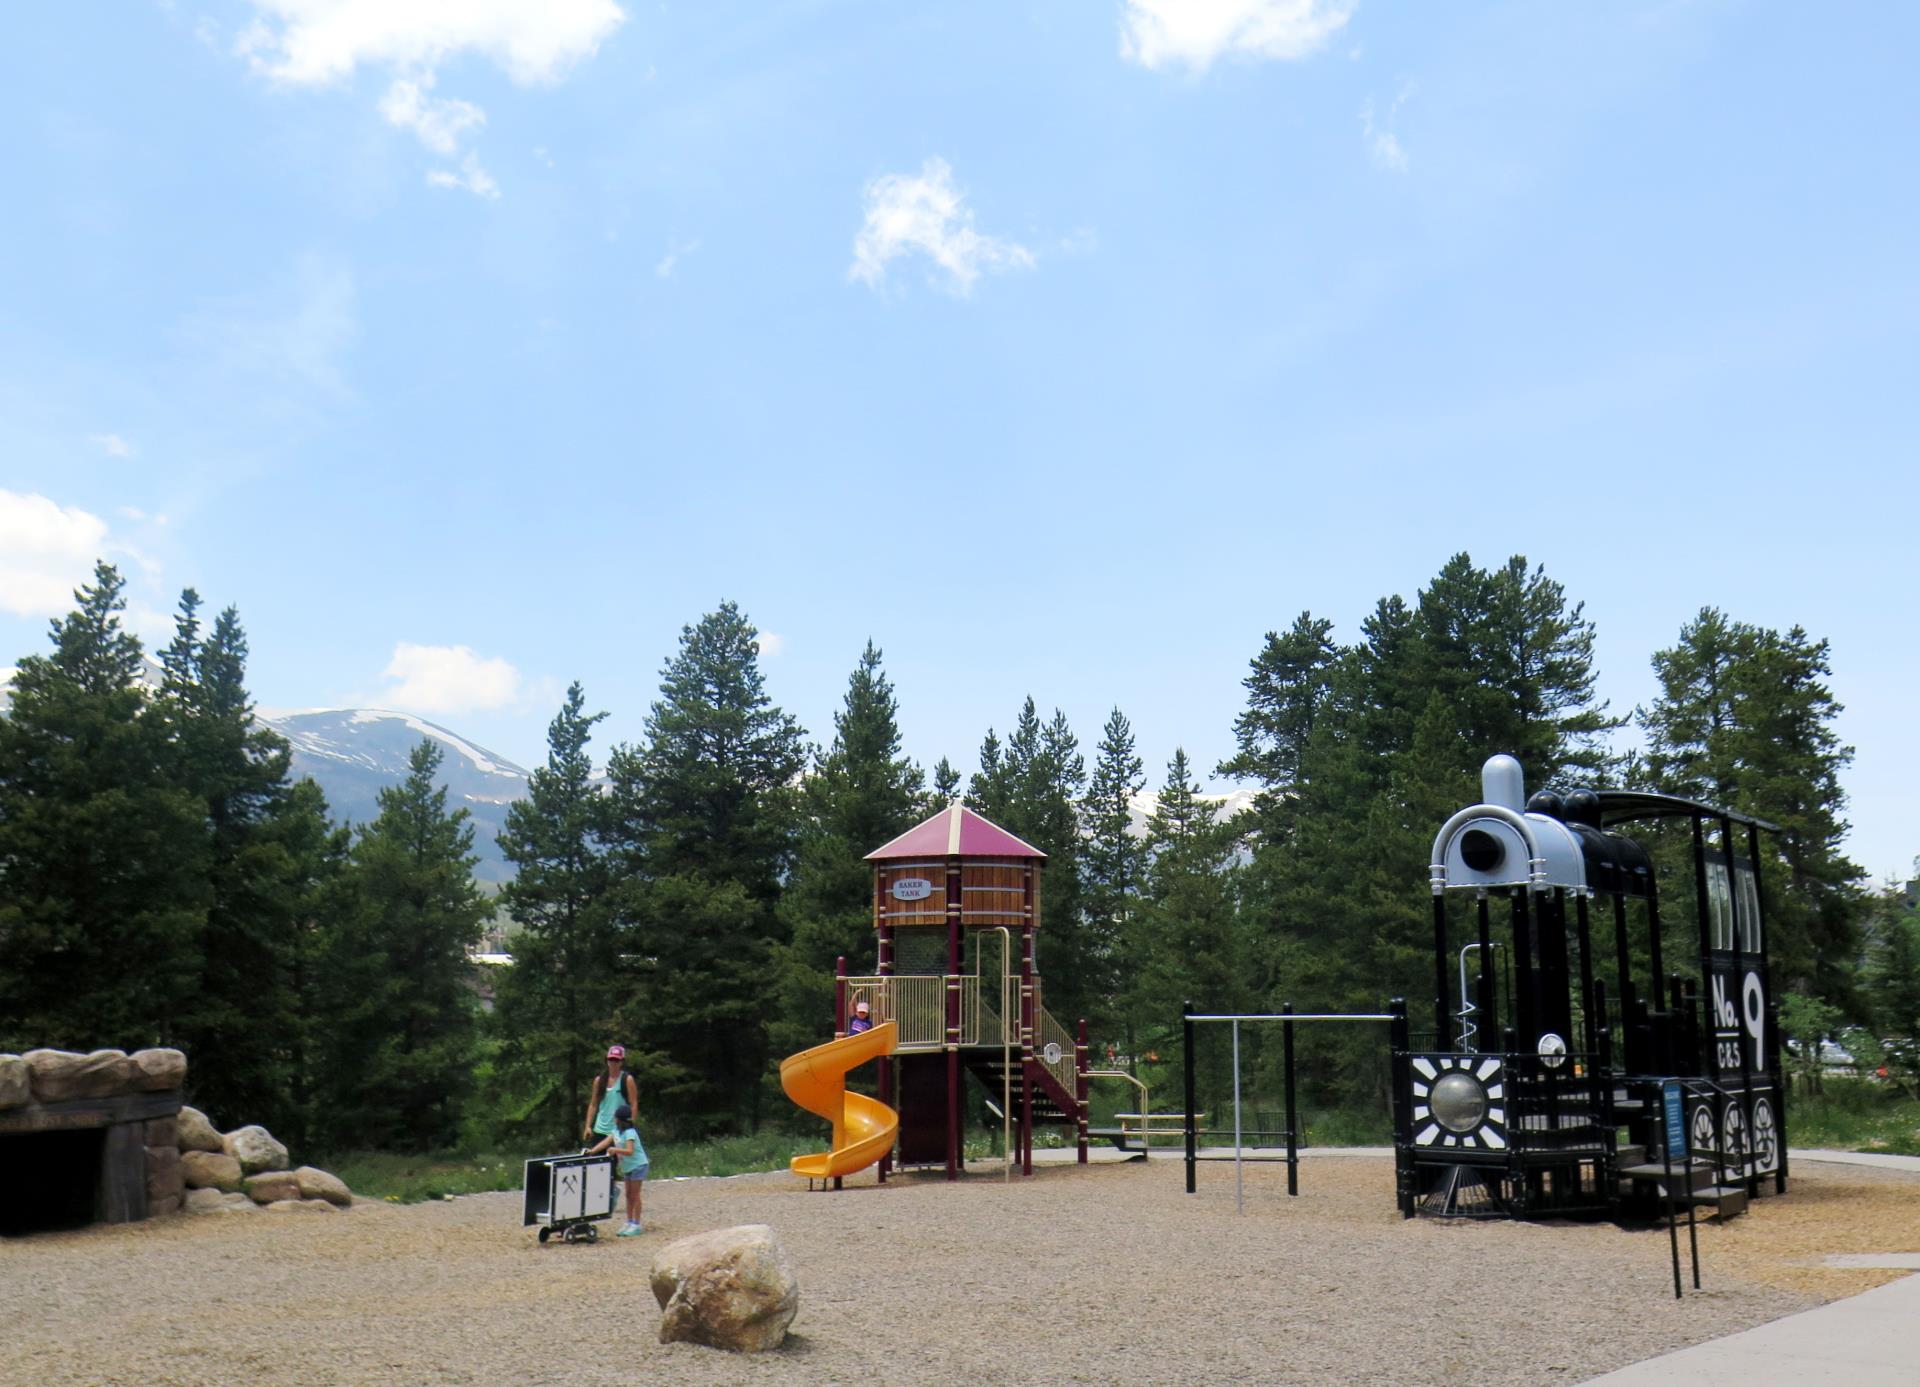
1580,1271,1920,1385
1581,1150,1920,1384
1790,1148,1920,1173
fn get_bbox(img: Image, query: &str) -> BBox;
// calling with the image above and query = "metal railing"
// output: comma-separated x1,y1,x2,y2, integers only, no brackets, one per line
842,974,1024,1051
1037,1007,1076,1095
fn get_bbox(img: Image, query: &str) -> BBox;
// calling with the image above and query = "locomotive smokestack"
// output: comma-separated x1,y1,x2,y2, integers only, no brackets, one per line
1481,754,1526,812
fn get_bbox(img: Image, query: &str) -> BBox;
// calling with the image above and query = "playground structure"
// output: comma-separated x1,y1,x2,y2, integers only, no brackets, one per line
779,803,1096,1181
1389,754,1785,1224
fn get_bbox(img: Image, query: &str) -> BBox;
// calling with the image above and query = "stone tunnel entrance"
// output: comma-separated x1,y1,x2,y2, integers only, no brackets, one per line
0,1128,108,1235
0,1048,187,1236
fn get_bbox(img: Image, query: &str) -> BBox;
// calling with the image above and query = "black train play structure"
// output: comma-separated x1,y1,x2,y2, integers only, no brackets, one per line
1391,755,1785,1220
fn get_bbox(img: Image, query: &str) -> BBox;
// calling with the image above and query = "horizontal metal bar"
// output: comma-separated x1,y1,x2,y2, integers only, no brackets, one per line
1185,1013,1396,1023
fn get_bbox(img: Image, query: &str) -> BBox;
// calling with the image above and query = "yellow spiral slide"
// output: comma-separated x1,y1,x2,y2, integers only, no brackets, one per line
780,1021,899,1180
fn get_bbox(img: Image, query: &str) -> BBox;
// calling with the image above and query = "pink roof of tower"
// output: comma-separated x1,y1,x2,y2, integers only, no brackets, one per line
864,803,1048,861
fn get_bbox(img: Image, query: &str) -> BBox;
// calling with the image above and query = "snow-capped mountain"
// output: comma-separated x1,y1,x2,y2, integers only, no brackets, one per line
264,709,531,883
1124,785,1261,837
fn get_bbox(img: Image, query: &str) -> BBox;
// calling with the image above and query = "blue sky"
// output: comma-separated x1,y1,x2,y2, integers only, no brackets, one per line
2,1,1914,877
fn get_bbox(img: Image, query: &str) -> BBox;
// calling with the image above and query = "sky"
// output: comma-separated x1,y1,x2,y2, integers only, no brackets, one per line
1,1,1914,879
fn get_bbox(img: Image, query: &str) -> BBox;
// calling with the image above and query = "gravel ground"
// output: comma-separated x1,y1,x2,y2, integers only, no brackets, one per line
3,1155,1915,1386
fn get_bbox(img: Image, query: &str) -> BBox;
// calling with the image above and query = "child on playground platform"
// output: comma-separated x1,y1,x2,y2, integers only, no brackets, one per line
588,1103,649,1237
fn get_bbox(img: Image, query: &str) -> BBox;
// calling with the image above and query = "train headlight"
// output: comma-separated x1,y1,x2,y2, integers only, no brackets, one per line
1430,1072,1489,1134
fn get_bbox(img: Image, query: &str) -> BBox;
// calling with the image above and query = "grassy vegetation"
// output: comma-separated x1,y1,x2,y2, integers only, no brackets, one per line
330,1077,1920,1205
1783,1077,1920,1156
327,1130,826,1203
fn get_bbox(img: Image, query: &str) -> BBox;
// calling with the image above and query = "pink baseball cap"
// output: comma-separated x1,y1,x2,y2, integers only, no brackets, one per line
606,1045,625,1059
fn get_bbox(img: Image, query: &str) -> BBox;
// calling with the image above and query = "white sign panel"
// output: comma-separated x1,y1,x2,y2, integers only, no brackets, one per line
891,877,934,901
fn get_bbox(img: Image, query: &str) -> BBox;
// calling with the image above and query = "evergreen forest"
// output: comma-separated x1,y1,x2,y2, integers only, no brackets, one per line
1,555,1912,1161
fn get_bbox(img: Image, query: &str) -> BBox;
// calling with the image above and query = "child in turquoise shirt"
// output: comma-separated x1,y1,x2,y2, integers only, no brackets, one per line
589,1102,649,1236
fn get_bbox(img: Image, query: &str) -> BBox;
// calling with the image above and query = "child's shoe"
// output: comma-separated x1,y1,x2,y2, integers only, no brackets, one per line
616,1221,642,1237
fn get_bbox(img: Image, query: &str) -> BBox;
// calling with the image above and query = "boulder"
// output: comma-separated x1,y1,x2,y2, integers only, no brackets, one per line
0,1055,28,1110
181,1150,244,1192
293,1166,353,1207
149,1195,182,1218
224,1125,289,1174
244,1170,301,1205
130,1048,187,1092
146,1145,185,1202
24,1049,138,1102
145,1115,179,1148
177,1106,224,1153
264,1198,338,1214
650,1225,799,1353
184,1188,229,1214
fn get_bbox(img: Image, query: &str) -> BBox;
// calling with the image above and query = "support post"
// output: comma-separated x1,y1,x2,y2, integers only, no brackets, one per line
1575,893,1598,1065
1433,892,1452,1048
1512,889,1537,1053
1183,1001,1197,1195
1282,1000,1298,1197
1724,815,1756,1195
1076,1018,1090,1165
1021,865,1036,1179
877,922,894,1182
1388,998,1414,1217
945,855,962,1181
834,955,848,1039
1476,892,1495,1044
1232,1019,1244,1215
1748,821,1788,1193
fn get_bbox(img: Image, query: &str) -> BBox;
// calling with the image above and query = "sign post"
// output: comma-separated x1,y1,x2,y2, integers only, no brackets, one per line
1662,1081,1686,1299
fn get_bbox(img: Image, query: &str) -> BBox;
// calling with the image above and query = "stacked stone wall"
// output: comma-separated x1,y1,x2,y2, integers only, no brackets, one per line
0,1048,351,1226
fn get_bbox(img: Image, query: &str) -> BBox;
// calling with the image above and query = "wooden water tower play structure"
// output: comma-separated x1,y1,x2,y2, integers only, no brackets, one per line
838,803,1087,1179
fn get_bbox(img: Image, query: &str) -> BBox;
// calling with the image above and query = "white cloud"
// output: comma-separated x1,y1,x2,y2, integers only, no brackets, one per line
426,152,501,200
654,238,700,279
379,72,484,155
380,642,530,714
850,158,1035,296
0,490,112,618
1120,0,1355,73
235,0,627,193
89,433,136,459
758,632,785,658
1362,83,1414,173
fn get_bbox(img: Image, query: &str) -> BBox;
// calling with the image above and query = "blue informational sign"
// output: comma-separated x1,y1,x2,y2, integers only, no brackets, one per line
1663,1082,1685,1161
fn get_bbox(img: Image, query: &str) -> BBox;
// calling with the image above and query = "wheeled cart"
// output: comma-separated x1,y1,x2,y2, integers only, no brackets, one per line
522,1152,617,1244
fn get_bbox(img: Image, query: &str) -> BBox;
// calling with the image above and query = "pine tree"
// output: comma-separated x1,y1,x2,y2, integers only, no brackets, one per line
1081,707,1146,1043
1222,556,1619,1110
0,563,205,1050
1641,610,1864,997
1218,613,1338,842
314,740,490,1151
280,777,351,1152
968,698,1090,1025
604,605,806,1133
929,757,962,807
159,595,316,1132
771,643,923,1063
1129,749,1243,1106
1862,880,1920,1097
489,683,617,1145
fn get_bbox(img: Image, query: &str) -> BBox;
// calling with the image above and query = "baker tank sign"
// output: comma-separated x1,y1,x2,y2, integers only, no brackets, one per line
890,877,934,902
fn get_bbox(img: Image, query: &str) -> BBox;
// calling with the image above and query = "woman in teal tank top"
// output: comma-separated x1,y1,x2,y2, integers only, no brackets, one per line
583,1045,637,1143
